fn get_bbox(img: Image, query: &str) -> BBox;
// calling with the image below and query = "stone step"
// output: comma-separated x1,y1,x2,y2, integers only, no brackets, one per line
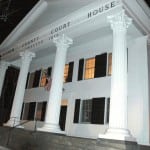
0,146,11,150
0,126,149,150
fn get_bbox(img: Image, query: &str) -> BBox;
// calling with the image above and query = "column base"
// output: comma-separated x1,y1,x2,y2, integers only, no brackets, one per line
4,118,23,128
99,128,136,142
37,123,65,134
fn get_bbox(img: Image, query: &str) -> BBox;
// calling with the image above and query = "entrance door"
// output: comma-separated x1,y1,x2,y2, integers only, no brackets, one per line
0,66,19,125
59,100,68,131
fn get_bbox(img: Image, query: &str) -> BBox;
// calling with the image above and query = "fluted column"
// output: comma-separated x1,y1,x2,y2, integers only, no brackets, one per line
5,51,35,127
99,11,135,141
38,34,73,133
0,61,9,96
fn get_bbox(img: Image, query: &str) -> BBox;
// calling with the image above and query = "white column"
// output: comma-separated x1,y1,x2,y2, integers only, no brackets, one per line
99,11,135,141
38,34,73,133
5,51,35,127
0,61,9,96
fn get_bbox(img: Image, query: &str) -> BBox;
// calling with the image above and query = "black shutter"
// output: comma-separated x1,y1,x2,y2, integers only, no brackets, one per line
66,62,74,82
91,97,105,124
41,102,47,121
59,106,67,131
73,99,81,123
33,70,41,87
25,73,30,89
27,102,36,120
47,67,52,77
78,59,84,81
94,53,107,78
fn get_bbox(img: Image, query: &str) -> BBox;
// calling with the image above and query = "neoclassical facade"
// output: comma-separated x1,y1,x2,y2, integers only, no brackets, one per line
0,0,150,146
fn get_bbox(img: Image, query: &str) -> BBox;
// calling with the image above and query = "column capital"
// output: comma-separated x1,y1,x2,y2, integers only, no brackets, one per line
0,61,10,69
107,10,132,31
53,34,73,48
20,51,35,62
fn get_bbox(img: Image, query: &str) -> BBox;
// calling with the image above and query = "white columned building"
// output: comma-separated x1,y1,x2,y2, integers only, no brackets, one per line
5,51,35,127
0,61,9,96
38,34,73,133
99,11,135,141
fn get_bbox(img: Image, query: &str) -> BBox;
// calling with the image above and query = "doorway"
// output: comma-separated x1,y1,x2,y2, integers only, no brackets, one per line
0,66,19,125
59,99,68,131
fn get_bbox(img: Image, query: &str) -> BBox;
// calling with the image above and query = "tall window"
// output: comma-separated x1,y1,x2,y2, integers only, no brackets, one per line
35,102,47,121
84,58,95,79
81,100,92,123
64,64,69,82
108,53,112,76
22,102,47,121
40,69,48,87
73,97,110,124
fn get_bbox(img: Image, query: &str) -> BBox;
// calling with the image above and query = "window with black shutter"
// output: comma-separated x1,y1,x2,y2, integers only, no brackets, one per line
66,62,74,82
32,70,41,87
94,53,107,78
91,98,105,124
73,99,81,123
78,59,84,81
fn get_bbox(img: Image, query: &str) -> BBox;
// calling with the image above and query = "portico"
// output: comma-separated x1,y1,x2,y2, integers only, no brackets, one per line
0,0,150,147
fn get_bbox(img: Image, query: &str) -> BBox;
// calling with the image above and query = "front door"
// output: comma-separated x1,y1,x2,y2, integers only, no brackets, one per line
0,66,19,125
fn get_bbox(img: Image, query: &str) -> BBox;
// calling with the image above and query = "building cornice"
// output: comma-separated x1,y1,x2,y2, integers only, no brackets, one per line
0,0,122,60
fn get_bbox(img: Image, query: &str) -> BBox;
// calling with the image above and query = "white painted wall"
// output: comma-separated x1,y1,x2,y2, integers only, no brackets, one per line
23,34,150,144
24,35,112,138
128,36,149,145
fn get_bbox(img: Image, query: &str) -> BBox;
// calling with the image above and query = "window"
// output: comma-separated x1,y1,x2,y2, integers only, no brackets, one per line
106,98,110,124
77,53,107,80
33,70,41,87
22,102,47,121
81,100,92,123
40,69,48,87
64,64,69,82
64,62,74,82
22,103,30,120
108,53,112,76
84,58,95,79
27,72,35,88
35,102,47,121
74,97,110,125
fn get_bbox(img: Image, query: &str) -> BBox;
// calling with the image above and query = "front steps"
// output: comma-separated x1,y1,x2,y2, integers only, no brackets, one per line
0,126,149,150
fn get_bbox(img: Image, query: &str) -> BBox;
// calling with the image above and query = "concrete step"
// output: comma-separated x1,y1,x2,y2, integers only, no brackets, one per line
0,146,11,150
0,126,149,150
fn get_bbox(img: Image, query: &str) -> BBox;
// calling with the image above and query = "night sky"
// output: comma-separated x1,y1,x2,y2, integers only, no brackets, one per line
0,0,39,44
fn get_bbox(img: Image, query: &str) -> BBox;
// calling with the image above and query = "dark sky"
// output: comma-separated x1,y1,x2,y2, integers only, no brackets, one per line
0,0,39,44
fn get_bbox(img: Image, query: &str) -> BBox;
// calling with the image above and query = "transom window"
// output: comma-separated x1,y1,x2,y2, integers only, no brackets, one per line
84,58,95,79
